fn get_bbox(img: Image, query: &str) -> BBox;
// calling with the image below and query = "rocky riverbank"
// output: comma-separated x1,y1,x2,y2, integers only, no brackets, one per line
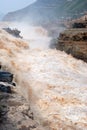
0,29,43,130
0,90,43,130
56,18,87,62
56,29,87,62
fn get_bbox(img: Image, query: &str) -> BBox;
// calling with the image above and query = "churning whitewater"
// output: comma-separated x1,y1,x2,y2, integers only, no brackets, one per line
10,23,52,49
0,23,87,130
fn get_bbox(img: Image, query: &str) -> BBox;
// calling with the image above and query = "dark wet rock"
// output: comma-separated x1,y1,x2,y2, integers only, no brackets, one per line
72,22,87,28
11,82,16,87
0,84,11,93
3,27,22,38
0,72,13,83
0,65,1,69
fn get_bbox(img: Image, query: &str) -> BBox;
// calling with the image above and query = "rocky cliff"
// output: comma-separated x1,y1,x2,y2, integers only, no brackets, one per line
56,17,87,62
0,85,42,130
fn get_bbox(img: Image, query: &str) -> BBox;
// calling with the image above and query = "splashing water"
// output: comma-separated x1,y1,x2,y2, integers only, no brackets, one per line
10,22,52,49
0,23,87,130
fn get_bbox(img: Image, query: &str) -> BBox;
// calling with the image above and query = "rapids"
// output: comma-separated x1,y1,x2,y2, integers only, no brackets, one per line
0,24,87,130
10,23,52,49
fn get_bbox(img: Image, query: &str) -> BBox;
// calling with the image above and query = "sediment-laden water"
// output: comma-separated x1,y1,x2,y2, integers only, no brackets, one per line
0,23,87,130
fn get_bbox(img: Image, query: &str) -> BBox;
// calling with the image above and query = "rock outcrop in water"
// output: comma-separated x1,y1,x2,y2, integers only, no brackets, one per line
0,27,87,130
0,71,13,83
3,28,22,38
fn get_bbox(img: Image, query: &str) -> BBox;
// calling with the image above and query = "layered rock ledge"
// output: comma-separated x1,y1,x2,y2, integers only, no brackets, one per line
56,28,87,62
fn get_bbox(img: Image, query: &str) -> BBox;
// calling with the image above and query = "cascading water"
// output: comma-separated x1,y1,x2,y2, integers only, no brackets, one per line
10,22,52,49
0,22,87,130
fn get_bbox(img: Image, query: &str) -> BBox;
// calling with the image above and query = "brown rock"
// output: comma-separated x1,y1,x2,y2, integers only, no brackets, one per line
57,29,87,62
0,88,42,130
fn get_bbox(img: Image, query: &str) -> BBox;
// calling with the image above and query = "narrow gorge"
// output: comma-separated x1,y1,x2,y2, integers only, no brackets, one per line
0,22,87,130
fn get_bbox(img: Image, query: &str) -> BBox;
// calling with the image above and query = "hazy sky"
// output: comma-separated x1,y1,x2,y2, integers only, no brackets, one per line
0,0,36,14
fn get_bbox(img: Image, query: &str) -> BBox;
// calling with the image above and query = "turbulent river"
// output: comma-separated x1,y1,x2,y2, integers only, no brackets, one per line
0,22,87,130
10,23,52,49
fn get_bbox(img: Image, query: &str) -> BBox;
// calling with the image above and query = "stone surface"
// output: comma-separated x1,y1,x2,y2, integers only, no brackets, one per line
56,29,87,62
3,28,22,38
0,89,42,130
0,71,13,83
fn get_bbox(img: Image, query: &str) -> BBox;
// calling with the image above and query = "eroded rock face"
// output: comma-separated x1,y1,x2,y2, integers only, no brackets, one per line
3,28,22,38
57,29,87,62
0,89,43,130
